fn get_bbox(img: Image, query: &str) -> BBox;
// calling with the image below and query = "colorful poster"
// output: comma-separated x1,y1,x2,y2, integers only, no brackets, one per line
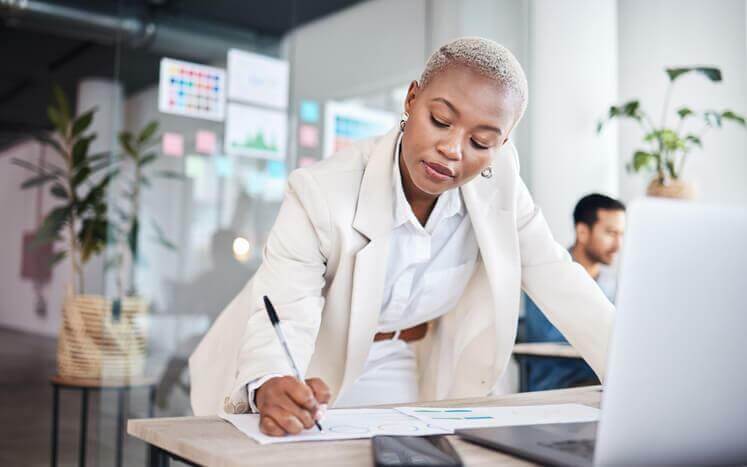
159,58,225,121
227,49,289,109
224,102,287,160
323,102,397,158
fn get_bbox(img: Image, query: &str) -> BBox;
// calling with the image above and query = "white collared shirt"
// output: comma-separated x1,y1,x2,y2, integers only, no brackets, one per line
377,133,479,332
334,133,479,407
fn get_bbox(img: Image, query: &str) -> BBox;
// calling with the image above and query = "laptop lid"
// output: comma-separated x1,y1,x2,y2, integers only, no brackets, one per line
595,198,747,465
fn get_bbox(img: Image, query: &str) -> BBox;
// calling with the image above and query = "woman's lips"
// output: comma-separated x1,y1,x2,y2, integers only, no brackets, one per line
422,161,455,182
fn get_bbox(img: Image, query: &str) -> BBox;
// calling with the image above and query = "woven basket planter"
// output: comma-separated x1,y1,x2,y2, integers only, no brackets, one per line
57,294,148,379
646,179,697,200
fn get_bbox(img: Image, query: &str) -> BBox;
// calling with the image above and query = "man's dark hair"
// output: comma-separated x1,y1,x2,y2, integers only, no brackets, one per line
573,193,626,227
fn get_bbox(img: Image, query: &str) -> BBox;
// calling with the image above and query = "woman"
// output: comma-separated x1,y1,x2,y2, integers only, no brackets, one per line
189,37,614,436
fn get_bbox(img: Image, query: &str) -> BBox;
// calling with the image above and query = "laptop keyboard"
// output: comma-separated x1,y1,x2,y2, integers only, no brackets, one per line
539,439,595,460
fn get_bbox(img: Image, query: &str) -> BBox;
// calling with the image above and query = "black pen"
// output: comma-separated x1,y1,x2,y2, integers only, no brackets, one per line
263,295,324,432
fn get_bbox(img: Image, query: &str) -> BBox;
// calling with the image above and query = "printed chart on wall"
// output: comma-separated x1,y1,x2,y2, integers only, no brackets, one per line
158,58,225,121
224,102,287,160
323,102,396,158
227,49,289,109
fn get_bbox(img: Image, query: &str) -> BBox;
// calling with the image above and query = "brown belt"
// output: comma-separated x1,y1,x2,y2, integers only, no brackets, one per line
373,322,428,343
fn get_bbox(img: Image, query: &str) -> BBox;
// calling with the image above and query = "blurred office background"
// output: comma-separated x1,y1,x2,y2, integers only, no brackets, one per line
0,0,744,465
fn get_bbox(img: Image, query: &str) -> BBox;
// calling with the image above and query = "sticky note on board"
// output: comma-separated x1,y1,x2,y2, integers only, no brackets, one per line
185,155,205,178
196,130,217,155
298,124,319,148
299,100,320,123
213,155,233,177
162,132,184,157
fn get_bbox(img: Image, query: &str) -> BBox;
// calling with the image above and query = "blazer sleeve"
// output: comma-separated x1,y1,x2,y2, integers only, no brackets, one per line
230,167,332,402
516,177,615,380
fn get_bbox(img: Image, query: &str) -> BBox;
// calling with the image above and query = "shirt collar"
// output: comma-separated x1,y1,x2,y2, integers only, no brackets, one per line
392,132,464,230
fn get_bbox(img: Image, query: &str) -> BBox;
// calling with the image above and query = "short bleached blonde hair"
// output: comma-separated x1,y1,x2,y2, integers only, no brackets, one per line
420,37,529,123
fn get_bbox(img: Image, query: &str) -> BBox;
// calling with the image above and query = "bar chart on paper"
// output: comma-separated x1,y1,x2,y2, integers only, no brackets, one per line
396,404,600,431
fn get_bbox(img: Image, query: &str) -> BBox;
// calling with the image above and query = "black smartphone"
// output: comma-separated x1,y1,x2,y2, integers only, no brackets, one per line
372,435,463,467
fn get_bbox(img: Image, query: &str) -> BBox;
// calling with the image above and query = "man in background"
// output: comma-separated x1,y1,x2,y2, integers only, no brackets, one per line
523,193,626,391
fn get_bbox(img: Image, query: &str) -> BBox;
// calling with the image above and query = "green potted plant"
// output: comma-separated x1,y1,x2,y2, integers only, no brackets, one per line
13,85,147,379
597,66,746,199
109,120,180,304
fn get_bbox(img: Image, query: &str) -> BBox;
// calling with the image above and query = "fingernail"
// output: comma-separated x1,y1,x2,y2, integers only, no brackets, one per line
315,404,327,421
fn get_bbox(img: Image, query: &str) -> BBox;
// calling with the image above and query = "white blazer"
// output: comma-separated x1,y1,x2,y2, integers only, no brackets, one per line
189,128,614,416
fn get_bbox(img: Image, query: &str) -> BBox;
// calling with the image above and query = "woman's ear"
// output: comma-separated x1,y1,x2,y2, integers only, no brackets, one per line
404,80,419,114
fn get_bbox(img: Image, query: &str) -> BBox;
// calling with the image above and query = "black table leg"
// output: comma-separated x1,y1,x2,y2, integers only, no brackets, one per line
149,444,170,467
518,357,529,393
148,385,156,418
116,388,128,467
51,384,59,467
79,389,88,467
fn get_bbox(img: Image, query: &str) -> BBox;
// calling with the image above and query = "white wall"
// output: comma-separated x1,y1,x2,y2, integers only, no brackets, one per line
618,0,747,204
288,0,427,103
527,0,620,246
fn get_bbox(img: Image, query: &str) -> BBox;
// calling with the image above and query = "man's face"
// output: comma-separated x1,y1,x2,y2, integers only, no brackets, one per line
579,209,626,265
400,64,519,196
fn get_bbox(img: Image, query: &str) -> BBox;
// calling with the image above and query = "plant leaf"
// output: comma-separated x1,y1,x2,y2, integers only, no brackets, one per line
632,151,657,172
665,160,677,179
21,173,58,189
128,218,139,257
47,106,67,135
119,132,137,158
34,133,67,158
72,166,91,188
704,111,722,128
72,108,96,138
722,110,746,126
72,135,95,169
50,183,68,199
695,67,722,82
684,134,702,148
666,67,722,82
12,158,45,174
52,84,71,122
138,152,157,167
676,107,694,119
137,121,159,145
33,205,70,248
151,220,177,251
49,250,67,267
155,170,185,180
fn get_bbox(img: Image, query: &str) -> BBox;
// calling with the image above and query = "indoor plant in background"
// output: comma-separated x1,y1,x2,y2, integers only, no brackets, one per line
109,120,180,308
13,85,147,380
597,66,745,199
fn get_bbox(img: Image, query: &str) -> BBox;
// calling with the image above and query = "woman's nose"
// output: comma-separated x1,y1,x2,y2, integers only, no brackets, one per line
437,132,463,160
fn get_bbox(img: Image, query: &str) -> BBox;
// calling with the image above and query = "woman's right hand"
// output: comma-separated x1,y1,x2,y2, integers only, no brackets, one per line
255,376,331,436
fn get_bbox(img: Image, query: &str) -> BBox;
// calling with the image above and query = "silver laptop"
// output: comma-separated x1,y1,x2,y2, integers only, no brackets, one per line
458,198,747,466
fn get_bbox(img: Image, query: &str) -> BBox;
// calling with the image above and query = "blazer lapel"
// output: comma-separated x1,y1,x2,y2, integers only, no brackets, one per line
454,143,522,365
340,129,399,393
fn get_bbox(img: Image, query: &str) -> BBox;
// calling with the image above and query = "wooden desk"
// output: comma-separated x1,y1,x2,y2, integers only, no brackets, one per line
512,343,581,359
128,385,602,467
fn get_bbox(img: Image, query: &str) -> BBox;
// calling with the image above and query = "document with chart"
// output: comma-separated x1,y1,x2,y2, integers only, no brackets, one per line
221,404,600,444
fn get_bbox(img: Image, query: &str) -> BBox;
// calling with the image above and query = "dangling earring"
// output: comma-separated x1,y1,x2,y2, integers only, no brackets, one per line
400,111,409,131
481,166,493,178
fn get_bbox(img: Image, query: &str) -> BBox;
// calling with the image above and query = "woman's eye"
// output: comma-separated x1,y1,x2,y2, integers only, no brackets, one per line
471,140,489,150
430,115,449,128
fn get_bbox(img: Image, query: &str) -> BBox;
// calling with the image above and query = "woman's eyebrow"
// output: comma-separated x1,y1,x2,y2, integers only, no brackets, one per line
430,97,503,135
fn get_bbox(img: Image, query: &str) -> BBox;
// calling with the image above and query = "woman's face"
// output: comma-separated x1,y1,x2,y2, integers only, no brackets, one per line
401,64,519,197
